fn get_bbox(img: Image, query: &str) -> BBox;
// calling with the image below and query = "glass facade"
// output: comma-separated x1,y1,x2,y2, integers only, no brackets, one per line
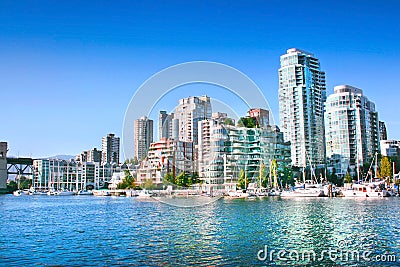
278,48,326,167
324,85,380,177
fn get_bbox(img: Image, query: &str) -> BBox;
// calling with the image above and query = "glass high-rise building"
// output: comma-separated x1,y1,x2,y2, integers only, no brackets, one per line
324,85,380,177
278,48,326,167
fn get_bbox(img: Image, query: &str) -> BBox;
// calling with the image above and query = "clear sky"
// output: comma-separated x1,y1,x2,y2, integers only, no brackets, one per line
1,0,399,159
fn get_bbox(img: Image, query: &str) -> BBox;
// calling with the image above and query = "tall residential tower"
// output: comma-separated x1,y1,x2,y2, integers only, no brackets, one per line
325,85,380,176
134,116,153,161
278,48,326,167
174,96,212,145
102,133,120,164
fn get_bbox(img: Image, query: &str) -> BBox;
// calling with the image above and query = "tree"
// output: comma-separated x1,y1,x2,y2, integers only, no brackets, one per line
163,172,175,185
237,117,256,128
222,118,234,126
19,176,32,189
237,169,249,189
280,167,294,188
117,170,137,189
188,172,201,185
175,172,189,187
380,156,392,181
7,181,18,193
259,163,265,188
143,179,156,190
344,172,352,184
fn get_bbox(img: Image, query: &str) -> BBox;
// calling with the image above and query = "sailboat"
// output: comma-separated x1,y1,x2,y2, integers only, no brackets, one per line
342,153,390,198
280,150,324,198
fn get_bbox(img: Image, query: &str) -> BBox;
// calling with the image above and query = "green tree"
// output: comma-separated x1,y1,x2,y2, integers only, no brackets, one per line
237,169,249,189
259,163,265,188
280,167,294,188
19,176,32,189
222,118,235,126
175,172,189,187
344,172,352,184
117,170,137,189
7,181,18,193
237,117,256,128
163,172,175,185
380,156,392,181
143,179,156,190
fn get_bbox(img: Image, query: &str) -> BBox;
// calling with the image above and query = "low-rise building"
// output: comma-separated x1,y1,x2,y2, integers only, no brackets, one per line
380,140,399,157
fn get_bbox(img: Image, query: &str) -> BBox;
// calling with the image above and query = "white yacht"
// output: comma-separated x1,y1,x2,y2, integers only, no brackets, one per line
226,190,249,199
342,181,389,198
137,189,152,198
77,190,93,195
13,190,22,196
54,189,75,196
281,183,324,197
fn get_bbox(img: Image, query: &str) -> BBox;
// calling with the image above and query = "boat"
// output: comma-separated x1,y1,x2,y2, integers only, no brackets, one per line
137,189,152,198
13,190,22,196
268,188,281,196
93,190,110,196
77,190,93,195
342,181,390,198
226,190,249,199
280,184,324,197
54,189,75,196
342,153,391,198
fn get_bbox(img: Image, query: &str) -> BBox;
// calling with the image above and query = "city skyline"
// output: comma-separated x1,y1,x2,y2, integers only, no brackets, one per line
1,1,400,158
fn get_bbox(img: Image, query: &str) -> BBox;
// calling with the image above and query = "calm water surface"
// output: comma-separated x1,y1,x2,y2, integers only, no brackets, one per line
1,195,400,266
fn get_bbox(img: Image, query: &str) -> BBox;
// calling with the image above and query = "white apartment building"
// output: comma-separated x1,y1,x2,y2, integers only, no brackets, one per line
325,85,380,176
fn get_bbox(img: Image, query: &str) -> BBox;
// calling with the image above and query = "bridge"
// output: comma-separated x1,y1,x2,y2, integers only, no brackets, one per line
0,142,35,193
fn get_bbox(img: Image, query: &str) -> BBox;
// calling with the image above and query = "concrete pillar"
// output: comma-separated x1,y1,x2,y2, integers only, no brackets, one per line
0,142,8,192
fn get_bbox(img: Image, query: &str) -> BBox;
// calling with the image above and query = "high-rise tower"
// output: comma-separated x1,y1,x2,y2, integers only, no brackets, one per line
278,48,326,167
134,116,153,161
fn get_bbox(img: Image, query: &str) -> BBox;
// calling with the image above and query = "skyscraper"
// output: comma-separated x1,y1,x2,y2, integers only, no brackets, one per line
174,96,212,144
278,48,326,167
101,133,120,165
159,111,173,140
134,116,153,161
325,85,380,176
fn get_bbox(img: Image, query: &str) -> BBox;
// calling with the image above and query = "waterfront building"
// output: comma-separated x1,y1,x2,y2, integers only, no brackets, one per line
380,140,399,157
159,111,174,140
379,121,387,141
136,138,194,186
198,111,291,192
102,133,120,165
174,96,212,145
324,85,380,177
0,142,7,191
134,116,153,161
32,159,124,191
278,48,326,167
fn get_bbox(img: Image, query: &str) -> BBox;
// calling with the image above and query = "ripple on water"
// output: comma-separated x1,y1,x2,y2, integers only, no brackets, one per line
1,195,400,266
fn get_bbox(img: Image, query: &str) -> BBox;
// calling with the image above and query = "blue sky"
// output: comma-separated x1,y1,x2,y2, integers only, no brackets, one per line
1,0,399,159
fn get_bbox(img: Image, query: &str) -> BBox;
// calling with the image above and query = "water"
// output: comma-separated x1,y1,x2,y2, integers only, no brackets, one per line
1,195,400,266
